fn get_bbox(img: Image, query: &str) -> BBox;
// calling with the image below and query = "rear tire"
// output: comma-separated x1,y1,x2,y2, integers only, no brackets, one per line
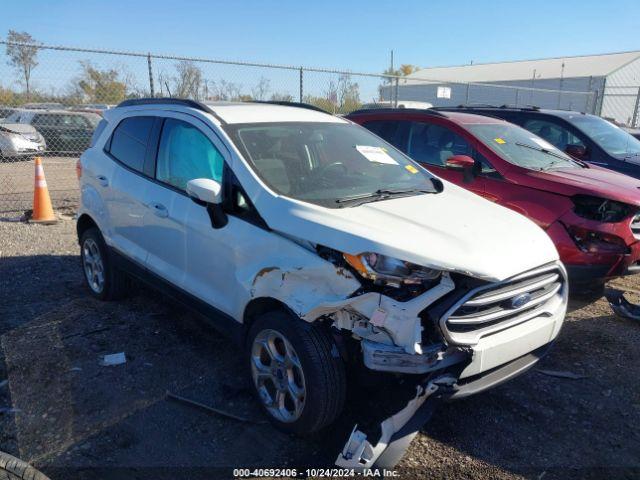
246,310,346,435
0,451,50,480
80,227,129,301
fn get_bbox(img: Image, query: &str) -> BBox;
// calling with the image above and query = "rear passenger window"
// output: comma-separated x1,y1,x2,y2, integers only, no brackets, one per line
156,118,224,191
108,116,154,173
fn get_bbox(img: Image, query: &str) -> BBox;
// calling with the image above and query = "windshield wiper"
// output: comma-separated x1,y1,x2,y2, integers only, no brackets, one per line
335,188,432,206
514,142,586,169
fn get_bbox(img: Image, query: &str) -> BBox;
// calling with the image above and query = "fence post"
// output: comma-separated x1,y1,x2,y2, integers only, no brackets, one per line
465,83,470,105
299,67,303,103
632,87,640,128
147,53,155,97
394,77,399,107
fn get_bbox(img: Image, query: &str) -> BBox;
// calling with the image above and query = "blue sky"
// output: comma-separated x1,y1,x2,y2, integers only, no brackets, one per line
2,0,640,72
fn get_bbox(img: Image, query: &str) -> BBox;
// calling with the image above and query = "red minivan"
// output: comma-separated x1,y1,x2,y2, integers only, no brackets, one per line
347,108,640,297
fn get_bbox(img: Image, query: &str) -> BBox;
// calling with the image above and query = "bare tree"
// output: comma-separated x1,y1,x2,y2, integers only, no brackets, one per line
174,60,204,99
208,79,242,101
252,76,270,100
270,92,293,102
6,30,39,100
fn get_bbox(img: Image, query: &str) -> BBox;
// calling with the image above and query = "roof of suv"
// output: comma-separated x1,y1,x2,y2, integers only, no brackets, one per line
433,106,594,119
347,107,505,125
115,98,347,125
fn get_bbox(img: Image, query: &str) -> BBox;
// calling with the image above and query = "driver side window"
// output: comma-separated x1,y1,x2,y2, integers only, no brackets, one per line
407,121,473,166
156,118,224,191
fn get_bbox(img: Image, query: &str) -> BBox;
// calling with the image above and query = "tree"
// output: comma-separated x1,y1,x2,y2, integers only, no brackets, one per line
252,77,270,101
270,92,293,102
207,79,242,101
75,61,127,103
399,64,419,76
336,74,361,112
174,61,204,99
6,30,39,100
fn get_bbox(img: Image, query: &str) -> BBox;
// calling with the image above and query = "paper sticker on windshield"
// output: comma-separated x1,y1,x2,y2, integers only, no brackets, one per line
530,137,555,150
356,145,398,165
494,138,506,144
405,164,419,174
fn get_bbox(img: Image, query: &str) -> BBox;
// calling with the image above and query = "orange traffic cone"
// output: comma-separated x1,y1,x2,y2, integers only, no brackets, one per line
30,157,57,224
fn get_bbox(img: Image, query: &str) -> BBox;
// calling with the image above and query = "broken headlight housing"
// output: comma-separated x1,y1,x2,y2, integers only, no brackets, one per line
343,252,441,288
572,195,632,223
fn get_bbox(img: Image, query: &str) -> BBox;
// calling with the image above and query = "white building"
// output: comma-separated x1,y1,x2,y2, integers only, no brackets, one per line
390,51,640,126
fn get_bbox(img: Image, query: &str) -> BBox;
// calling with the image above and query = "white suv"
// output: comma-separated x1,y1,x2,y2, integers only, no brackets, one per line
77,99,567,467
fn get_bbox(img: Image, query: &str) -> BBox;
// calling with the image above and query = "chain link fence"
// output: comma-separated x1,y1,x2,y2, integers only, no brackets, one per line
0,40,600,215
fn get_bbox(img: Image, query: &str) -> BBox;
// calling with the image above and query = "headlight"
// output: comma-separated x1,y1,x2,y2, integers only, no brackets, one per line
343,252,441,287
572,195,632,223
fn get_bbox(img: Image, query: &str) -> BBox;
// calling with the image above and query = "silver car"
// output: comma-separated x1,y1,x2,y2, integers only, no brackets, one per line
0,122,46,161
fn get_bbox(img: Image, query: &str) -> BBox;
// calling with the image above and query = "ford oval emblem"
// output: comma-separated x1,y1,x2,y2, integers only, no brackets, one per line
510,293,532,309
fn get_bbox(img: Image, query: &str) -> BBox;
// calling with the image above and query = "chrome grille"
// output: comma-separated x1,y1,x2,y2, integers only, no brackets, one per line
630,214,640,240
440,263,566,345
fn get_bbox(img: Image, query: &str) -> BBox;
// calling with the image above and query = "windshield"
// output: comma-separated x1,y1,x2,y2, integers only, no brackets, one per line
468,122,578,171
226,122,438,207
564,114,640,158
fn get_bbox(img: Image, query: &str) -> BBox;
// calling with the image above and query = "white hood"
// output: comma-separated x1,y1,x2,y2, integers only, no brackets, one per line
260,181,558,282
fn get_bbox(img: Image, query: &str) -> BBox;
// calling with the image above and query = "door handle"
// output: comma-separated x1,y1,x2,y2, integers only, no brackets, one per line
95,175,109,187
149,202,168,218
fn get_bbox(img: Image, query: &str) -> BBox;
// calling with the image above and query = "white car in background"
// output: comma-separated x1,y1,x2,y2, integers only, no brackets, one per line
0,121,46,161
76,99,567,468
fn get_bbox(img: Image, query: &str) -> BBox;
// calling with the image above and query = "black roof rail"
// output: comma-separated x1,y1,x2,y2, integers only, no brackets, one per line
346,107,448,117
433,104,541,112
117,97,209,111
248,100,329,113
115,97,227,124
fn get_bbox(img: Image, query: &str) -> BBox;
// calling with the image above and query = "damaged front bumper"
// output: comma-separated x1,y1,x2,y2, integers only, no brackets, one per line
336,375,456,469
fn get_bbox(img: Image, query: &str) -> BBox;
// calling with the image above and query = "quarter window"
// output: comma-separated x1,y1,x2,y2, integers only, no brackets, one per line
108,116,154,173
156,118,224,191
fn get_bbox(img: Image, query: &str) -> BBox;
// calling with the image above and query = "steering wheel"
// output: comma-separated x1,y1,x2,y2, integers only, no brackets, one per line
307,162,348,188
316,162,348,176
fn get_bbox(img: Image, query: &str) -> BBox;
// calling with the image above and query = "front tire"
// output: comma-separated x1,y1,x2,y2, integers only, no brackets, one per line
0,451,50,480
246,310,346,435
80,227,128,301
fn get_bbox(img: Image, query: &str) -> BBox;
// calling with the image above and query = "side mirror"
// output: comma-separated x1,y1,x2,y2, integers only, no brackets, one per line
187,178,222,205
445,155,475,170
565,144,588,160
187,178,227,229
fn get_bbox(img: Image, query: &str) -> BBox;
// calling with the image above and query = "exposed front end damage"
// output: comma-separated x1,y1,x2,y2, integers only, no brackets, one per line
249,249,567,469
336,375,457,469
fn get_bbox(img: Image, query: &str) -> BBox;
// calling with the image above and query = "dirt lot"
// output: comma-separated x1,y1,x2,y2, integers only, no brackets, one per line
1,212,639,479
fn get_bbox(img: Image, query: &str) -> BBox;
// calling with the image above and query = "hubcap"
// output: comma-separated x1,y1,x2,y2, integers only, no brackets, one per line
82,238,105,294
250,329,306,423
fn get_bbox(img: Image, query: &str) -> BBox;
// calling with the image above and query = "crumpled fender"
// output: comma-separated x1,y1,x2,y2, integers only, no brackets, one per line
249,260,362,316
250,259,455,354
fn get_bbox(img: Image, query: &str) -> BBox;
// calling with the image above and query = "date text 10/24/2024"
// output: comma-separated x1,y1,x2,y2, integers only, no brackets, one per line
233,468,400,477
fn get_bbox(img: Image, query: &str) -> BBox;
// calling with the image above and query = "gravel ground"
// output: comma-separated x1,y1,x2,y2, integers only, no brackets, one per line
0,213,639,479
